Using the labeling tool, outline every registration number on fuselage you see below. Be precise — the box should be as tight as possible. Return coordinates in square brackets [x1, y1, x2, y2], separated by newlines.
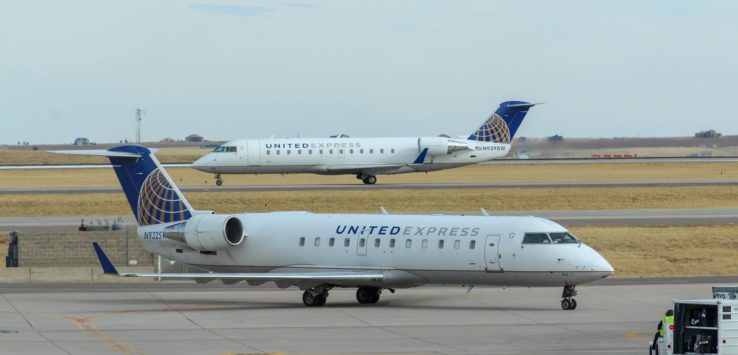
[142, 231, 164, 240]
[477, 145, 507, 151]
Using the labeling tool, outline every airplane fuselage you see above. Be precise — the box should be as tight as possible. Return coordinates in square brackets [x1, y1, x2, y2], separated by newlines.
[139, 212, 613, 289]
[193, 137, 510, 176]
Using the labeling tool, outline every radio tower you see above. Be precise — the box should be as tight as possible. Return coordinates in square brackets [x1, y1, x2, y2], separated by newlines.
[135, 108, 146, 144]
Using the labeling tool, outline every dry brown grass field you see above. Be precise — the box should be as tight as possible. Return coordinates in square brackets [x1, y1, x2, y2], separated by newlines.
[1, 162, 737, 189]
[571, 225, 738, 278]
[2, 186, 738, 216]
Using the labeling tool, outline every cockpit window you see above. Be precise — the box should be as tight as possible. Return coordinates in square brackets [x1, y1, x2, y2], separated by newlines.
[550, 232, 578, 244]
[213, 146, 237, 153]
[522, 233, 552, 244]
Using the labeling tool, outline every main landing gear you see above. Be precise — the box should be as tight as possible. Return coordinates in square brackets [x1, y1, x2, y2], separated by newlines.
[560, 285, 578, 310]
[356, 173, 377, 185]
[356, 287, 381, 304]
[301, 286, 387, 307]
[302, 285, 331, 307]
[214, 173, 223, 186]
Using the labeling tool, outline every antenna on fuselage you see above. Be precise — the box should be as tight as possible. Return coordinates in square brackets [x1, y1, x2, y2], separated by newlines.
[480, 208, 490, 216]
[379, 206, 389, 215]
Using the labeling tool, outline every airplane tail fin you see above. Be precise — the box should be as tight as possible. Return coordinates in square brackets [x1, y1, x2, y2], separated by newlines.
[468, 101, 536, 143]
[51, 145, 194, 226]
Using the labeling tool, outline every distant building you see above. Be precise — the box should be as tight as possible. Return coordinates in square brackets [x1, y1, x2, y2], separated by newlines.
[185, 134, 204, 143]
[547, 134, 564, 142]
[695, 130, 721, 139]
[160, 137, 175, 143]
[73, 137, 90, 145]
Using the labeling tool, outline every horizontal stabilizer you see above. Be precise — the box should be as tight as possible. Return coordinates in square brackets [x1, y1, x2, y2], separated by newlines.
[504, 102, 539, 108]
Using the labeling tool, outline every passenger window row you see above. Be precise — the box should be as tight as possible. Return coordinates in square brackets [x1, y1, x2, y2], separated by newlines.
[299, 237, 477, 250]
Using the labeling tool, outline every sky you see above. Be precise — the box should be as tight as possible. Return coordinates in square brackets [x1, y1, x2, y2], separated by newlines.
[1, 0, 737, 144]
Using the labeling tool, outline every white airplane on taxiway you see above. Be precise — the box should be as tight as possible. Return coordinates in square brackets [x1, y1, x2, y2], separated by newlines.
[55, 144, 613, 310]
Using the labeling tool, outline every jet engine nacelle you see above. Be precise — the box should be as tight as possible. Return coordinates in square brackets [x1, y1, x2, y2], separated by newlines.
[163, 214, 244, 251]
[418, 137, 449, 156]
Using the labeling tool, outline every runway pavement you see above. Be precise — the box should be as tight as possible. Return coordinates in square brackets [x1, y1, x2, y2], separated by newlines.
[1, 208, 736, 229]
[0, 281, 721, 354]
[0, 179, 736, 195]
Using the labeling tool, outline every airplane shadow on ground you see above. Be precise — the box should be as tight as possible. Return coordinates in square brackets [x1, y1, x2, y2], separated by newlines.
[72, 294, 556, 313]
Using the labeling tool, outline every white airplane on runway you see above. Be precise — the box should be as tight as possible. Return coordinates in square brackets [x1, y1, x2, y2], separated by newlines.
[56, 145, 613, 309]
[193, 101, 536, 185]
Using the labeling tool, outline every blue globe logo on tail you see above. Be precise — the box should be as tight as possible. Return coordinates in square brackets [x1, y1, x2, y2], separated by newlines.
[136, 168, 192, 226]
[468, 101, 536, 144]
[102, 145, 194, 226]
[468, 113, 511, 143]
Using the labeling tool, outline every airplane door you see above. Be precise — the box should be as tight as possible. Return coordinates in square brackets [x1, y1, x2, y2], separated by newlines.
[484, 234, 502, 272]
[338, 147, 346, 159]
[247, 140, 260, 166]
[356, 236, 367, 256]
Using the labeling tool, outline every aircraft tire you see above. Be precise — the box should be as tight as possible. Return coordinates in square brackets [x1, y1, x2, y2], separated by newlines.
[356, 287, 381, 304]
[570, 298, 577, 310]
[316, 294, 327, 306]
[561, 299, 573, 310]
[303, 290, 327, 307]
[216, 179, 223, 186]
[362, 176, 377, 185]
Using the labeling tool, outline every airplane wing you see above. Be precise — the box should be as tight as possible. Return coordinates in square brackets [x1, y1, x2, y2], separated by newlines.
[93, 243, 383, 283]
[311, 164, 412, 175]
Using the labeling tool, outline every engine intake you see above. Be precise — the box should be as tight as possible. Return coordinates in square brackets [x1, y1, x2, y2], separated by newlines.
[163, 214, 244, 250]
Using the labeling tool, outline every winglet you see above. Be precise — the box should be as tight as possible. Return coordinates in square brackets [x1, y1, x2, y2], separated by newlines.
[92, 242, 119, 275]
[413, 148, 429, 164]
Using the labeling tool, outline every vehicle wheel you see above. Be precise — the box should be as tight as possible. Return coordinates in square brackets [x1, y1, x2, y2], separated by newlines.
[570, 298, 577, 310]
[316, 294, 327, 306]
[561, 299, 572, 310]
[362, 176, 377, 185]
[356, 287, 380, 304]
[216, 179, 223, 186]
[303, 290, 316, 306]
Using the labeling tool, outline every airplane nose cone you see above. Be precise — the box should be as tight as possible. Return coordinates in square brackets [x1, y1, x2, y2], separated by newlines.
[590, 248, 614, 276]
[192, 155, 212, 172]
[580, 243, 614, 277]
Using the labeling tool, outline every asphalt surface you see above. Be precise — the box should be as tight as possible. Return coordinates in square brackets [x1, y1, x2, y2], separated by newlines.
[1, 179, 736, 195]
[0, 281, 723, 354]
[1, 208, 736, 229]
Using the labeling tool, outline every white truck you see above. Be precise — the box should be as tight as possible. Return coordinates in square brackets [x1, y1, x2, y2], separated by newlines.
[654, 298, 738, 355]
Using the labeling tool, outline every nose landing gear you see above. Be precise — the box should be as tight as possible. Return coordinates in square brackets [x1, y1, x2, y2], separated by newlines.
[214, 173, 223, 186]
[561, 285, 578, 310]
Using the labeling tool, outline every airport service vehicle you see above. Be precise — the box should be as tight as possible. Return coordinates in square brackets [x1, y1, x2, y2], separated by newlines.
[55, 145, 612, 308]
[654, 298, 738, 355]
[193, 101, 536, 185]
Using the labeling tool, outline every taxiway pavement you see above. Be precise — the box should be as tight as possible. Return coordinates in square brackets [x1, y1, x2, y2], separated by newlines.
[0, 281, 720, 354]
